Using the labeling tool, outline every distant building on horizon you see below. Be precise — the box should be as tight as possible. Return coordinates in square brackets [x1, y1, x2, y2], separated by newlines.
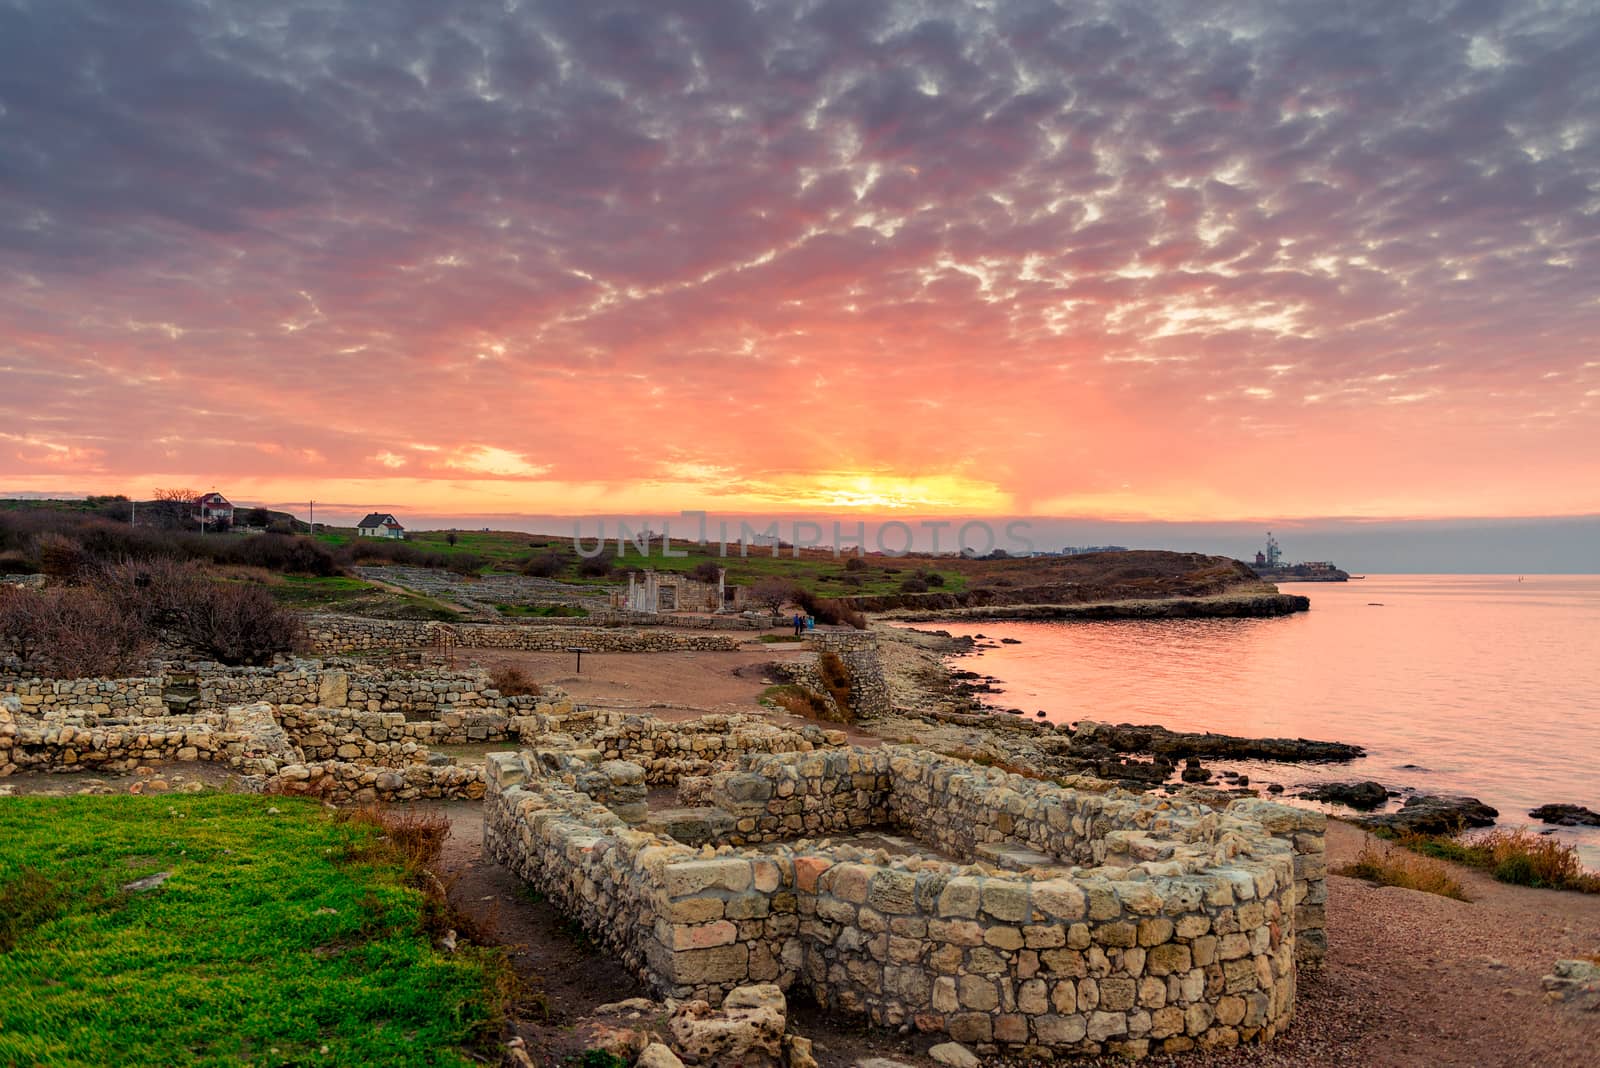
[191, 492, 233, 529]
[356, 512, 406, 539]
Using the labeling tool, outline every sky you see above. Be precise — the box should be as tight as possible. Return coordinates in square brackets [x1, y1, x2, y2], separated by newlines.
[2, 0, 1599, 533]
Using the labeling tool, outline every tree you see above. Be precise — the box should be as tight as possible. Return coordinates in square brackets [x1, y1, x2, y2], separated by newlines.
[244, 507, 272, 528]
[747, 577, 799, 618]
[445, 531, 459, 547]
[150, 487, 202, 530]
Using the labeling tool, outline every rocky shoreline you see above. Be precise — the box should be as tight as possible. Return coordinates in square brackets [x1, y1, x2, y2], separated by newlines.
[864, 625, 1363, 797]
[877, 591, 1310, 624]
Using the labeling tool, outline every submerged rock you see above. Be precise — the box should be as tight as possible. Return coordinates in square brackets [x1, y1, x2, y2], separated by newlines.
[1302, 781, 1390, 810]
[1358, 794, 1499, 835]
[1529, 803, 1600, 827]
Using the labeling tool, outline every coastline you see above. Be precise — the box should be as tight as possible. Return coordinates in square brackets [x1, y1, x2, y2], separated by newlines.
[874, 589, 1310, 623]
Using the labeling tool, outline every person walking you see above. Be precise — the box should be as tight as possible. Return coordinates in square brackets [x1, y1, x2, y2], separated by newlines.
[792, 612, 804, 637]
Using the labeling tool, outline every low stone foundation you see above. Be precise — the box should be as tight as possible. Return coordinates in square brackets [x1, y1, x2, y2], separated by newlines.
[484, 746, 1324, 1059]
[304, 615, 744, 654]
[261, 759, 486, 803]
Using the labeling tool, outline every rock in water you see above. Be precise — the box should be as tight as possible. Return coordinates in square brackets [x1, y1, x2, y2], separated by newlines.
[1358, 794, 1498, 835]
[1529, 803, 1600, 827]
[1302, 780, 1390, 810]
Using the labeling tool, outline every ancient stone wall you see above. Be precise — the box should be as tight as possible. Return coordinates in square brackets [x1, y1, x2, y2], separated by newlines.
[1, 700, 298, 776]
[583, 713, 847, 785]
[261, 759, 485, 803]
[483, 753, 674, 983]
[304, 615, 744, 654]
[193, 661, 547, 717]
[484, 745, 1322, 1059]
[777, 632, 893, 720]
[0, 676, 165, 716]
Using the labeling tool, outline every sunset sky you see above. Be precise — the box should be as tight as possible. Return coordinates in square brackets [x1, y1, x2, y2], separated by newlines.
[2, 0, 1598, 527]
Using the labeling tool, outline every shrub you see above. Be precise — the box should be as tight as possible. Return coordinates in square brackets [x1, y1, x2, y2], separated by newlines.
[1394, 828, 1600, 894]
[577, 554, 614, 578]
[843, 556, 867, 572]
[0, 550, 37, 574]
[899, 576, 930, 593]
[488, 664, 541, 697]
[925, 572, 946, 587]
[793, 588, 866, 630]
[765, 684, 837, 723]
[1334, 842, 1467, 900]
[519, 552, 564, 578]
[0, 586, 151, 677]
[35, 533, 86, 582]
[816, 650, 856, 722]
[176, 584, 304, 665]
[687, 560, 723, 584]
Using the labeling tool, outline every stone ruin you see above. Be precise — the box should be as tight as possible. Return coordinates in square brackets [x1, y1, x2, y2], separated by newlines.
[614, 568, 745, 614]
[484, 744, 1326, 1060]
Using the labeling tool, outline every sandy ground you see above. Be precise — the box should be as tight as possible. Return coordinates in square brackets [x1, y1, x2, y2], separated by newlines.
[459, 642, 885, 745]
[461, 642, 809, 718]
[425, 802, 1599, 1068]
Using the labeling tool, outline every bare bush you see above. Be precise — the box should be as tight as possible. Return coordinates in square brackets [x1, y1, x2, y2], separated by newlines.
[488, 664, 541, 697]
[171, 583, 303, 665]
[687, 560, 723, 584]
[519, 552, 563, 578]
[747, 577, 799, 617]
[35, 533, 86, 583]
[0, 586, 150, 677]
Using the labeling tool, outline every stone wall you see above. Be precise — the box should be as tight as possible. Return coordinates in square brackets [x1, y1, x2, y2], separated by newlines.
[261, 759, 486, 803]
[484, 745, 1322, 1059]
[305, 615, 744, 654]
[582, 713, 847, 785]
[1, 700, 298, 777]
[776, 632, 893, 720]
[194, 661, 547, 717]
[0, 676, 165, 716]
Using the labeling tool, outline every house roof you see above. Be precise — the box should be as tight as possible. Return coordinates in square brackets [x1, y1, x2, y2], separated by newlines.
[357, 512, 403, 529]
[192, 492, 231, 506]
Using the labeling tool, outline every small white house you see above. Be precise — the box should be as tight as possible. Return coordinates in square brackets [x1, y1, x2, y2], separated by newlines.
[356, 512, 405, 539]
[191, 492, 233, 529]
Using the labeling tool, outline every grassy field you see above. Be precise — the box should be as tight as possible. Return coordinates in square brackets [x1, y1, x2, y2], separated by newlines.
[0, 794, 506, 1067]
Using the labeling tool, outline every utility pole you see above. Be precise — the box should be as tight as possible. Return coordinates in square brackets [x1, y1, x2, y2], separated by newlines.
[309, 500, 315, 536]
[131, 499, 136, 526]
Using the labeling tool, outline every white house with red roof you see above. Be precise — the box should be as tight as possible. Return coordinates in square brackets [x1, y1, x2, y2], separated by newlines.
[191, 492, 233, 528]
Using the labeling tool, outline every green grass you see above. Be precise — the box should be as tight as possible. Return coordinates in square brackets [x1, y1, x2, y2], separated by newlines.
[493, 603, 588, 618]
[0, 794, 507, 1067]
[310, 528, 971, 599]
[267, 573, 376, 607]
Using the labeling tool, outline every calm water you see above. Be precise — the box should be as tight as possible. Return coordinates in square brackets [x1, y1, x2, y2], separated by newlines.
[920, 575, 1600, 866]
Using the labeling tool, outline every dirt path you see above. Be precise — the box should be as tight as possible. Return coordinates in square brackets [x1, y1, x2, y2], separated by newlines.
[431, 805, 1599, 1068]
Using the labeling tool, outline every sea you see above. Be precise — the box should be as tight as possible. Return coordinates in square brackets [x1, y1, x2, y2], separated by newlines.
[917, 574, 1600, 867]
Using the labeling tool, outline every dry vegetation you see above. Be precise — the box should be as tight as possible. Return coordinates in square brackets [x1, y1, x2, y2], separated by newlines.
[487, 664, 542, 698]
[1335, 841, 1469, 900]
[1398, 828, 1600, 893]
